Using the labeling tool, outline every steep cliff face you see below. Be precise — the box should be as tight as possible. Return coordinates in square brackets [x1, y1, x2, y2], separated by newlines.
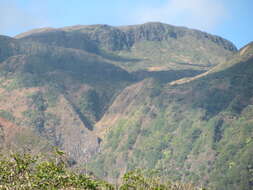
[119, 22, 237, 51]
[0, 35, 22, 62]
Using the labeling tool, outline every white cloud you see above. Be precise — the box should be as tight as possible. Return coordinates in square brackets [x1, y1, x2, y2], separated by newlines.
[133, 0, 227, 31]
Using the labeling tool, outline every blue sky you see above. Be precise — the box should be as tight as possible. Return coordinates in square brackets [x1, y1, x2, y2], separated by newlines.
[0, 0, 252, 48]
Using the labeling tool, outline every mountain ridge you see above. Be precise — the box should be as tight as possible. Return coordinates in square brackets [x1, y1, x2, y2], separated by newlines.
[15, 22, 237, 52]
[13, 22, 237, 73]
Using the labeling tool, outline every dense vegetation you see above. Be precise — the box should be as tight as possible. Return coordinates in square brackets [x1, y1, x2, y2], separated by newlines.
[89, 44, 253, 190]
[0, 152, 112, 190]
[0, 151, 202, 190]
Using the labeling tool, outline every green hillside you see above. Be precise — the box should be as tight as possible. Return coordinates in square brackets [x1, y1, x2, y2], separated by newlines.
[90, 42, 253, 190]
[0, 35, 138, 163]
[0, 23, 251, 190]
[0, 27, 204, 163]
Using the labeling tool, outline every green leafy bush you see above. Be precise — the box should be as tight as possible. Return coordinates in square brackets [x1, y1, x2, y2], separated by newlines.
[0, 152, 113, 190]
[0, 152, 201, 190]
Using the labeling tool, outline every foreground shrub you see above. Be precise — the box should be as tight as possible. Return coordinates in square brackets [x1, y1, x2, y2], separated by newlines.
[0, 152, 203, 190]
[0, 152, 113, 190]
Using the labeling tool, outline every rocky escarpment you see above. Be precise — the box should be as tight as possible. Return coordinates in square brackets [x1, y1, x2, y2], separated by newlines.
[17, 22, 237, 52]
[119, 22, 237, 51]
[15, 22, 237, 72]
